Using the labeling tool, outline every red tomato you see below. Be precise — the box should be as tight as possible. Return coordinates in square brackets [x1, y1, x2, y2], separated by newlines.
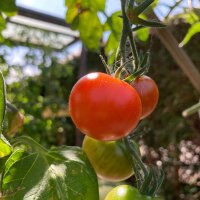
[69, 72, 142, 141]
[131, 75, 159, 119]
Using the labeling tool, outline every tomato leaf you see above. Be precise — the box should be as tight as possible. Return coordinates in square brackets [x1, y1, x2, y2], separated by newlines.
[179, 22, 200, 47]
[0, 134, 12, 158]
[1, 136, 99, 200]
[0, 0, 17, 13]
[0, 71, 6, 134]
[66, 0, 105, 51]
[105, 11, 122, 64]
[76, 11, 103, 51]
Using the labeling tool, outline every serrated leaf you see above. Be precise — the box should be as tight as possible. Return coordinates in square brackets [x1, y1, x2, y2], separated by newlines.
[0, 71, 6, 134]
[179, 22, 200, 47]
[1, 137, 99, 200]
[78, 11, 103, 51]
[0, 0, 17, 13]
[0, 134, 12, 158]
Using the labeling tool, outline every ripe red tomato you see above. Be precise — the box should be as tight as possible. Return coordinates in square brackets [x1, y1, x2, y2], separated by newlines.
[82, 136, 134, 182]
[69, 72, 142, 141]
[131, 75, 159, 119]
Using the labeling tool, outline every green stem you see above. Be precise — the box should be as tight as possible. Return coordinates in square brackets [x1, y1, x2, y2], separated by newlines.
[129, 0, 135, 7]
[120, 0, 139, 67]
[182, 101, 200, 117]
[123, 137, 148, 188]
[120, 0, 128, 62]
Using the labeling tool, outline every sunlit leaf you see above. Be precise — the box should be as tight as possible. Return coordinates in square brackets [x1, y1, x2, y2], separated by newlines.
[66, 6, 78, 24]
[0, 134, 12, 158]
[77, 11, 103, 51]
[136, 27, 149, 41]
[105, 11, 122, 64]
[179, 22, 200, 47]
[1, 136, 99, 200]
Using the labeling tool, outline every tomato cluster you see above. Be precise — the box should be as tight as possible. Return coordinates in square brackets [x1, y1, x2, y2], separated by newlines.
[69, 72, 158, 141]
[69, 72, 158, 182]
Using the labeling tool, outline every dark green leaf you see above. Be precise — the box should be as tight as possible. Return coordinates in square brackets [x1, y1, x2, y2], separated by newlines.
[0, 14, 6, 31]
[0, 71, 6, 134]
[137, 18, 166, 28]
[133, 0, 154, 16]
[1, 137, 99, 200]
[0, 0, 17, 13]
[0, 155, 9, 173]
[0, 134, 12, 158]
[0, 33, 4, 42]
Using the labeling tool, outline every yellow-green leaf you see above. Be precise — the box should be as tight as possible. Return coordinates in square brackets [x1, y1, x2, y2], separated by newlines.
[179, 22, 200, 47]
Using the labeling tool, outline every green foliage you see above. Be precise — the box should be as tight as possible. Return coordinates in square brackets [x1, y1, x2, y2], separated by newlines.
[0, 134, 12, 158]
[105, 11, 122, 64]
[66, 0, 105, 50]
[168, 9, 200, 46]
[136, 27, 149, 41]
[0, 0, 17, 13]
[1, 136, 99, 200]
[0, 0, 17, 41]
[180, 22, 200, 47]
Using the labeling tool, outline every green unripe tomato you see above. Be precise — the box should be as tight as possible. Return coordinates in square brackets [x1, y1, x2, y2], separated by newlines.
[82, 136, 134, 182]
[105, 185, 164, 200]
[104, 185, 142, 200]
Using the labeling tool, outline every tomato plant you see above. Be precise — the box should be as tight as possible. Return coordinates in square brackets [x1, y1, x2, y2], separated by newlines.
[82, 136, 134, 182]
[131, 75, 159, 119]
[105, 185, 163, 200]
[69, 72, 142, 141]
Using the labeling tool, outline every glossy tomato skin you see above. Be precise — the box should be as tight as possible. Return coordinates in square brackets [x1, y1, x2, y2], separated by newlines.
[105, 185, 142, 200]
[69, 72, 142, 141]
[82, 136, 134, 182]
[105, 185, 164, 200]
[131, 75, 159, 119]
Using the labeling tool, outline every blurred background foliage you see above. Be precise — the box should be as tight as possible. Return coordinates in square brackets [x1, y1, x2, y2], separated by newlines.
[0, 0, 200, 199]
